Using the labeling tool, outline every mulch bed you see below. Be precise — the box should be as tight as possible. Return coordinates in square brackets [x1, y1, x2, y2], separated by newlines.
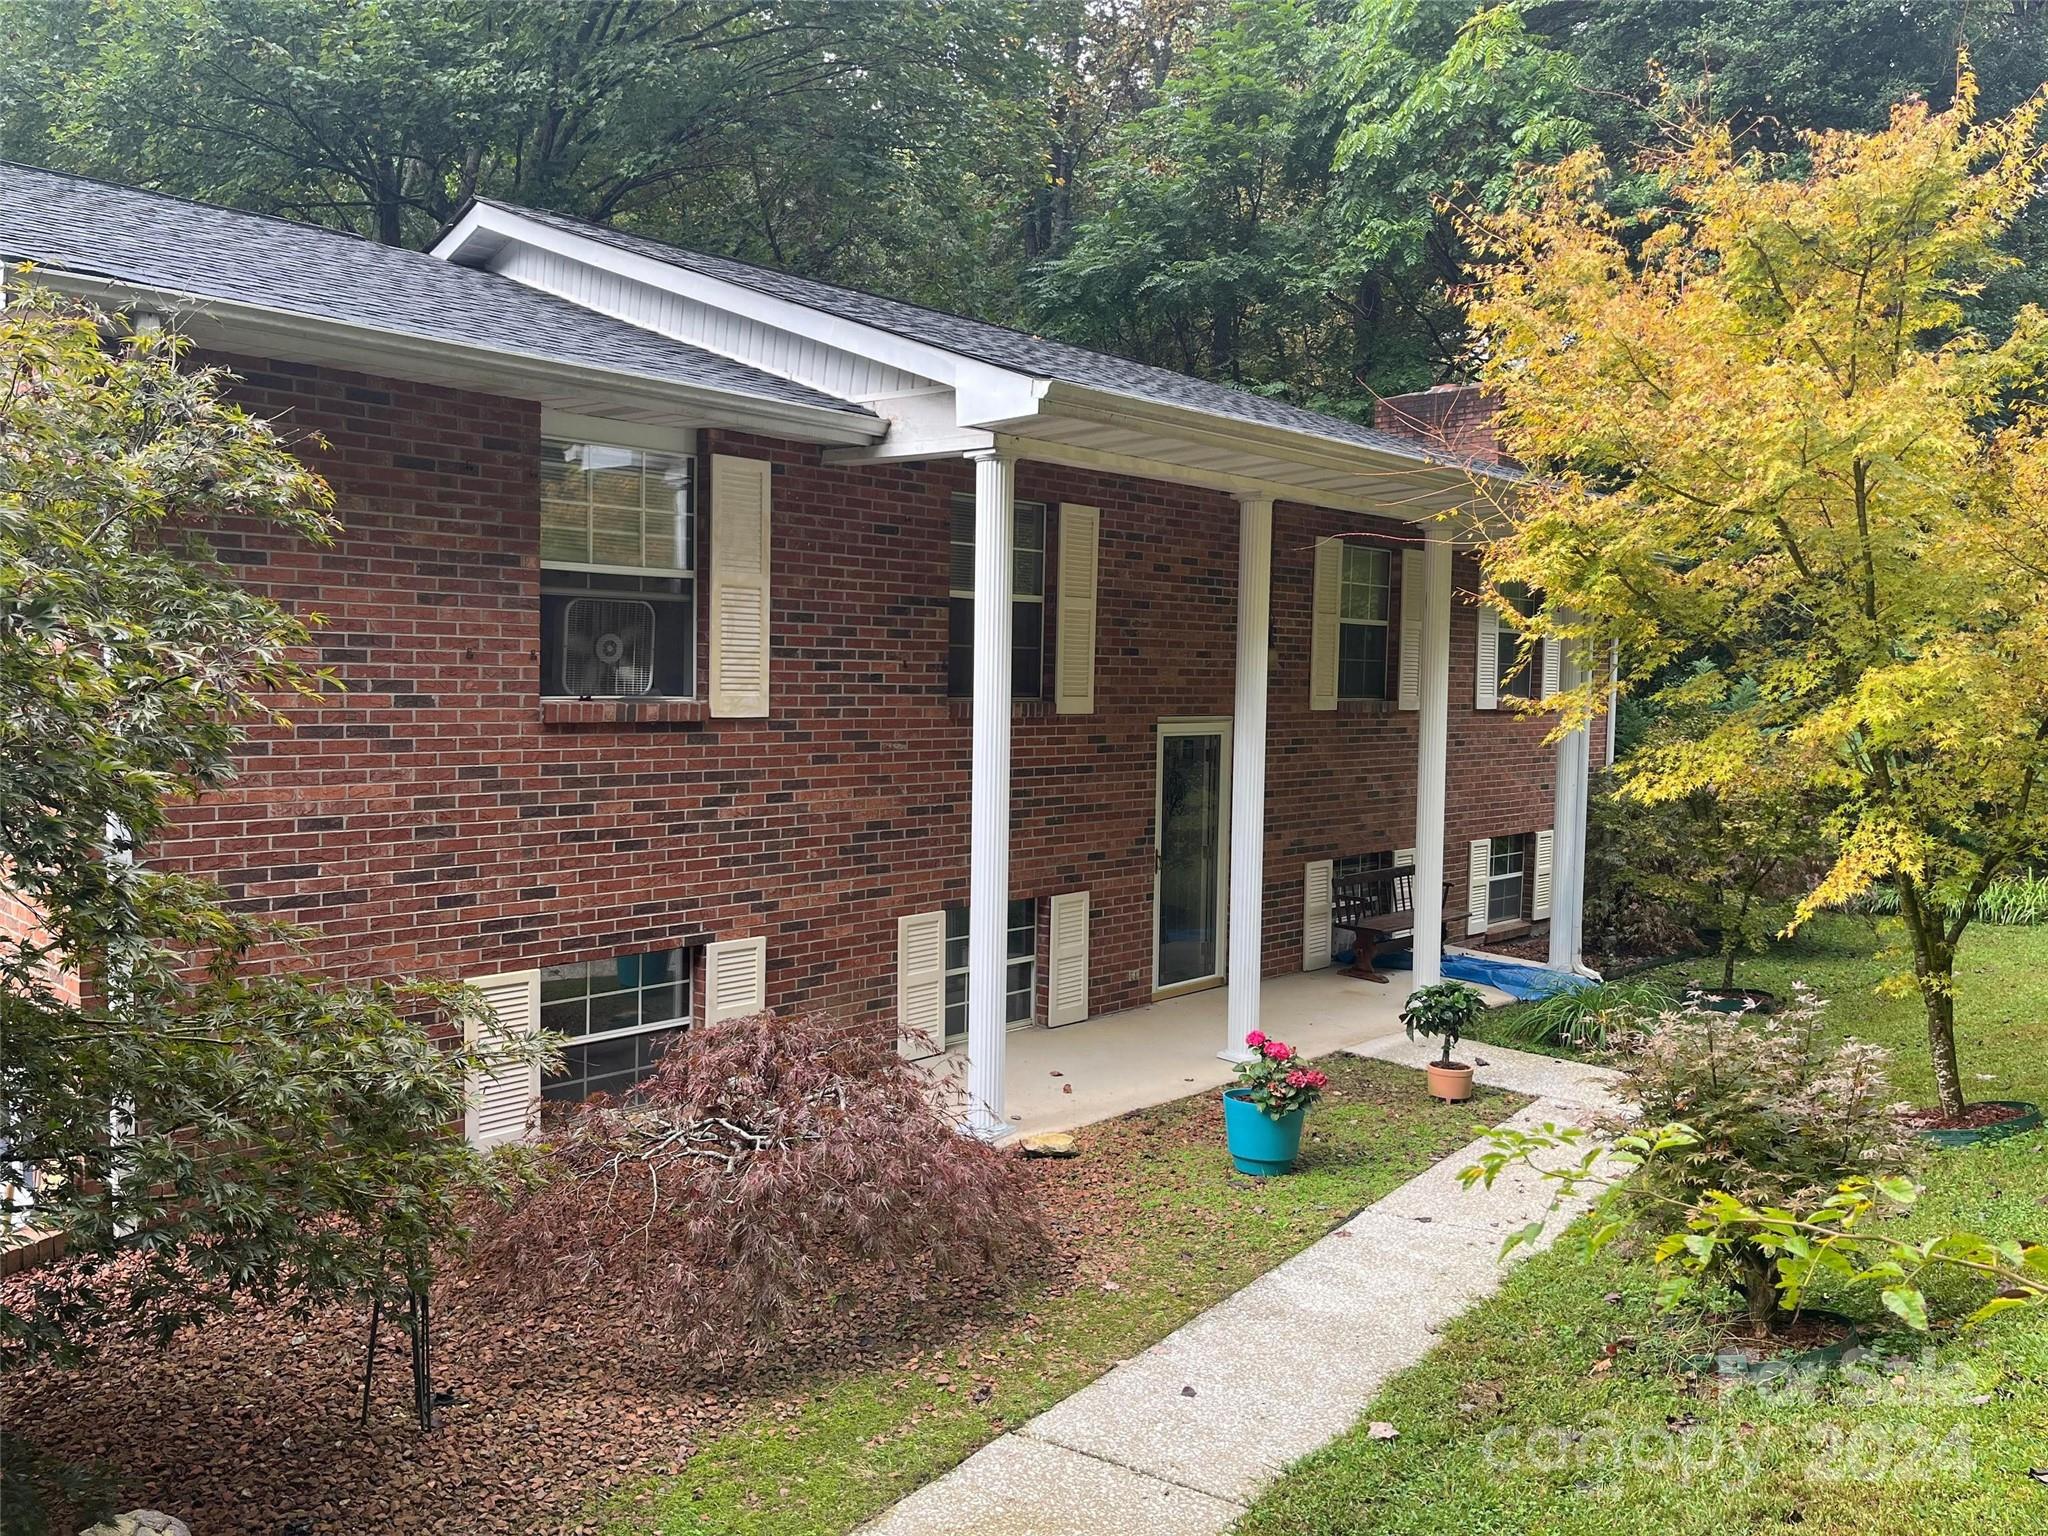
[1897, 1100, 2032, 1132]
[0, 1112, 1179, 1536]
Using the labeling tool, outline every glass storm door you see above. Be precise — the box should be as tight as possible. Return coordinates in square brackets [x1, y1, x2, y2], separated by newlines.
[1154, 720, 1231, 992]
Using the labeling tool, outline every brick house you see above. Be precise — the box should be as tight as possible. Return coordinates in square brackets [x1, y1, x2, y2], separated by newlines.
[2, 164, 1603, 1144]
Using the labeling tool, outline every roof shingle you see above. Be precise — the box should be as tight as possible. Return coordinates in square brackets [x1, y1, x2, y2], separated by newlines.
[475, 198, 1481, 468]
[0, 163, 873, 418]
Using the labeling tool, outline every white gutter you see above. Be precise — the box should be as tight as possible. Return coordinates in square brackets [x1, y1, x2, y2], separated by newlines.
[1027, 382, 1518, 492]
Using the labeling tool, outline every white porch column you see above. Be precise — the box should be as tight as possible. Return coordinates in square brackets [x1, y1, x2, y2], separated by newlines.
[1222, 495, 1274, 1063]
[1549, 641, 1591, 973]
[965, 449, 1015, 1139]
[1410, 527, 1454, 987]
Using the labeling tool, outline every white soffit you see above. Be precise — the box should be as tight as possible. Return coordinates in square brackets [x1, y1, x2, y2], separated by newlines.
[434, 203, 1501, 517]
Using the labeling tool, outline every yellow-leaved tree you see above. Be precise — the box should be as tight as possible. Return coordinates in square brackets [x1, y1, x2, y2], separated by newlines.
[1468, 69, 2048, 1121]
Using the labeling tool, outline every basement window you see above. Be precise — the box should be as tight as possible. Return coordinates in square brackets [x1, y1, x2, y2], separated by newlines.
[1487, 836, 1528, 926]
[941, 900, 1036, 1045]
[539, 946, 692, 1102]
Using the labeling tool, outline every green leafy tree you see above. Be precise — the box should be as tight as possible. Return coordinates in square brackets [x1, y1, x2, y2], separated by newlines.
[1031, 0, 1588, 406]
[1612, 668, 1825, 991]
[0, 0, 1044, 311]
[0, 286, 544, 1361]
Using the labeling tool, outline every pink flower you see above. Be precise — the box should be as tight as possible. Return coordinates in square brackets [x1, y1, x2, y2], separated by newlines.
[1262, 1040, 1293, 1062]
[1286, 1069, 1310, 1088]
[1245, 1029, 1267, 1049]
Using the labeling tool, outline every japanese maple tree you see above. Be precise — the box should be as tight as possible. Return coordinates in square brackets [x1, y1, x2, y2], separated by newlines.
[1468, 69, 2048, 1119]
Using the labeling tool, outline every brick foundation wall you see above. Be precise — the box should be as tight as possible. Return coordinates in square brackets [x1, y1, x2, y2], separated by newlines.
[152, 356, 1565, 1039]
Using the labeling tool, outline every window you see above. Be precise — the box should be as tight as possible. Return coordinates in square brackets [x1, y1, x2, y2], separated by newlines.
[941, 899, 1036, 1045]
[1337, 544, 1392, 699]
[1487, 835, 1527, 926]
[1496, 582, 1542, 701]
[1334, 849, 1395, 917]
[540, 440, 695, 699]
[539, 946, 691, 1102]
[948, 494, 1046, 698]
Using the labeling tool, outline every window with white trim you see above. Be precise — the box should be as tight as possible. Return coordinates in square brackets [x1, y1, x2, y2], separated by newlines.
[941, 900, 1036, 1045]
[1496, 582, 1541, 701]
[1337, 544, 1392, 699]
[539, 440, 695, 699]
[1488, 835, 1528, 925]
[539, 946, 692, 1102]
[948, 494, 1046, 698]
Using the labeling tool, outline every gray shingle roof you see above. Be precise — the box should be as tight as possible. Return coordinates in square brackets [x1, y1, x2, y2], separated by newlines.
[475, 198, 1480, 469]
[0, 163, 873, 419]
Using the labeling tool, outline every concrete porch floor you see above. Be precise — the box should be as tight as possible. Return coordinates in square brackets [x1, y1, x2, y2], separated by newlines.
[998, 965, 1516, 1138]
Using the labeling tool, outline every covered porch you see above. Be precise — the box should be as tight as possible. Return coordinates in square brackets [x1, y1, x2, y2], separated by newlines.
[945, 435, 1591, 1139]
[997, 965, 1517, 1139]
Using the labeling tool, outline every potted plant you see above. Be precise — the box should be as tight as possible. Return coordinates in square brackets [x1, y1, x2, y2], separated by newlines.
[1401, 981, 1487, 1101]
[1221, 1032, 1330, 1176]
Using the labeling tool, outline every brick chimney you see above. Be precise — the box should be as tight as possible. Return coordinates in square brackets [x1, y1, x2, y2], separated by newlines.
[1373, 383, 1512, 468]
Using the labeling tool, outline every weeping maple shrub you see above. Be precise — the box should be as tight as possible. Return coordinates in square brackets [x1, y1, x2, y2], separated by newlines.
[463, 1010, 1048, 1349]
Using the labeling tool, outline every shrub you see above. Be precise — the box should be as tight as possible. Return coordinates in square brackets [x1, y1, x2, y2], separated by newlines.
[464, 1010, 1048, 1351]
[1492, 974, 1675, 1052]
[1400, 981, 1488, 1066]
[1599, 984, 1914, 1332]
[1853, 872, 2048, 925]
[1230, 1032, 1329, 1119]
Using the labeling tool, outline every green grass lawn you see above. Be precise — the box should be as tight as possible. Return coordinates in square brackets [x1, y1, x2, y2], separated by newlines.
[608, 1057, 1528, 1535]
[1236, 914, 2048, 1536]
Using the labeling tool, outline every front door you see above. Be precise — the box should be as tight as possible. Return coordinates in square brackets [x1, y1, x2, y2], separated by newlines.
[1154, 719, 1231, 994]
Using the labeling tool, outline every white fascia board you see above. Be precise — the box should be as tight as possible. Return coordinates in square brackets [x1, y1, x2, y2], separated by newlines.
[432, 204, 1047, 426]
[24, 266, 886, 446]
[1033, 381, 1515, 495]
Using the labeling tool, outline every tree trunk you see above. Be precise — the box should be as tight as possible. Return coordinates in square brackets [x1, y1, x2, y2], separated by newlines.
[1734, 1245, 1783, 1333]
[1895, 878, 1968, 1119]
[1921, 979, 1966, 1121]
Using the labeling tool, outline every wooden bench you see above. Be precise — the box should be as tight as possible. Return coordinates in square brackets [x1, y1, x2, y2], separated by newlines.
[1332, 864, 1467, 983]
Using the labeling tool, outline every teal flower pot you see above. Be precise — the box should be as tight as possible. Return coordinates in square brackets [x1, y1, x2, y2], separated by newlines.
[1223, 1087, 1306, 1176]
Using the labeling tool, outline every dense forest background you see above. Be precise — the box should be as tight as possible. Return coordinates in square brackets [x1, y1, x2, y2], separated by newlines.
[4, 0, 2044, 416]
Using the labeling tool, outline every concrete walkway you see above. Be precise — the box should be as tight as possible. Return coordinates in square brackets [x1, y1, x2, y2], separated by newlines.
[860, 1043, 1623, 1536]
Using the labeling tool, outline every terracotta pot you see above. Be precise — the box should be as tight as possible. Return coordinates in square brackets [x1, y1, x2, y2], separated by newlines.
[1426, 1061, 1474, 1102]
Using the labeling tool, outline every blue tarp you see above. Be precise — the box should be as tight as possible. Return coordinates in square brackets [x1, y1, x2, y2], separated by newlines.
[1335, 945, 1591, 1001]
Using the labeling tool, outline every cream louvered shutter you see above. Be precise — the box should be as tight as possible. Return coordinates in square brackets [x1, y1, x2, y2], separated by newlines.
[1395, 846, 1417, 868]
[1302, 859, 1334, 971]
[709, 454, 772, 717]
[704, 936, 768, 1022]
[1475, 606, 1500, 710]
[1540, 638, 1561, 699]
[896, 911, 947, 1059]
[1532, 829, 1555, 920]
[1047, 890, 1090, 1026]
[1397, 550, 1422, 710]
[1054, 504, 1099, 714]
[465, 969, 540, 1150]
[1467, 839, 1491, 936]
[1309, 537, 1342, 711]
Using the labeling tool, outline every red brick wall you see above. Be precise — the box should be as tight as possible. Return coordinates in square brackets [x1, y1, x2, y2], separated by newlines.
[1375, 384, 1512, 469]
[153, 357, 1562, 1036]
[1, 880, 80, 1008]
